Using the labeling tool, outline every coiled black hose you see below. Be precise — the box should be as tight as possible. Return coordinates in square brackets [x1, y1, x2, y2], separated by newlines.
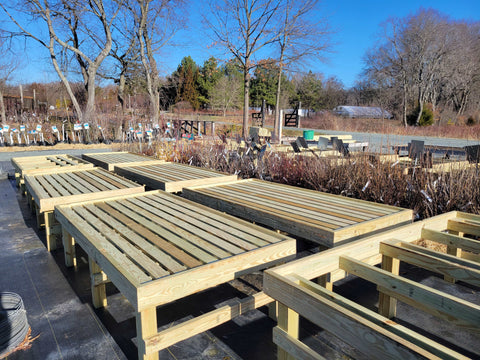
[0, 292, 30, 357]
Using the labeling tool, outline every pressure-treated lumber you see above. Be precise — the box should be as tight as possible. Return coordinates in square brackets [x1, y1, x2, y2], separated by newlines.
[114, 162, 238, 192]
[264, 211, 480, 360]
[54, 190, 296, 360]
[11, 154, 94, 192]
[82, 151, 164, 171]
[25, 167, 144, 250]
[183, 179, 413, 247]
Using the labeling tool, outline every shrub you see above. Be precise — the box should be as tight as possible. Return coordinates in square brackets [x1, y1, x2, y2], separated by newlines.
[418, 106, 434, 126]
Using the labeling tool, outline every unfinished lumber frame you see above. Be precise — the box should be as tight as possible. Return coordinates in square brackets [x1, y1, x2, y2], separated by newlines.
[183, 179, 413, 247]
[264, 211, 480, 360]
[113, 162, 238, 192]
[82, 151, 165, 171]
[11, 154, 94, 193]
[25, 167, 144, 250]
[54, 190, 296, 360]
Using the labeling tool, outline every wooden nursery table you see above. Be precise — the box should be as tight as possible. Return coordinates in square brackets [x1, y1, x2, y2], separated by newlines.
[54, 190, 296, 360]
[12, 154, 94, 193]
[24, 167, 144, 251]
[82, 151, 164, 171]
[183, 179, 413, 248]
[114, 162, 238, 192]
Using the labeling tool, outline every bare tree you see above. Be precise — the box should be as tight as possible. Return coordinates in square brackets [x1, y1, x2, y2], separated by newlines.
[1, 0, 120, 123]
[363, 8, 480, 126]
[210, 74, 242, 116]
[131, 0, 185, 123]
[0, 40, 18, 124]
[205, 0, 282, 139]
[273, 0, 331, 141]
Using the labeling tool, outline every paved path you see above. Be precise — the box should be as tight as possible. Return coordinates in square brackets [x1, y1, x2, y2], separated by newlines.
[298, 128, 480, 153]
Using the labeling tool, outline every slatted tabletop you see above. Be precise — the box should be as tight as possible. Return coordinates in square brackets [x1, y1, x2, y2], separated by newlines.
[25, 167, 144, 212]
[114, 162, 238, 192]
[12, 154, 94, 185]
[55, 190, 296, 358]
[82, 151, 164, 171]
[183, 179, 413, 247]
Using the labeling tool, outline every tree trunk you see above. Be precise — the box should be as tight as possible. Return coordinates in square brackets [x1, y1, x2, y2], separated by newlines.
[402, 80, 407, 127]
[118, 72, 126, 112]
[415, 90, 424, 126]
[243, 69, 250, 139]
[0, 88, 6, 124]
[84, 70, 97, 124]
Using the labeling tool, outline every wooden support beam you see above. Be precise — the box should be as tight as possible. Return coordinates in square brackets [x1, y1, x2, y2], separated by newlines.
[378, 254, 399, 319]
[264, 271, 442, 360]
[62, 228, 76, 267]
[290, 274, 465, 360]
[421, 228, 480, 254]
[339, 256, 480, 331]
[137, 307, 158, 360]
[277, 302, 299, 360]
[144, 292, 272, 354]
[273, 327, 326, 360]
[448, 219, 480, 237]
[380, 240, 480, 287]
[89, 258, 107, 308]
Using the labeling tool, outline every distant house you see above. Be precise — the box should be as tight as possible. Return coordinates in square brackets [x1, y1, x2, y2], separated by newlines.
[333, 106, 392, 119]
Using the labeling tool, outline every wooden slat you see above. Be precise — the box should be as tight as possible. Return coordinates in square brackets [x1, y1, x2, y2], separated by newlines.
[145, 292, 272, 354]
[381, 240, 480, 287]
[88, 204, 187, 273]
[77, 206, 169, 278]
[138, 195, 265, 251]
[421, 228, 480, 254]
[339, 256, 480, 330]
[96, 202, 199, 270]
[263, 271, 435, 360]
[131, 196, 242, 256]
[291, 274, 465, 360]
[272, 327, 327, 360]
[148, 193, 283, 244]
[448, 219, 480, 237]
[55, 206, 147, 305]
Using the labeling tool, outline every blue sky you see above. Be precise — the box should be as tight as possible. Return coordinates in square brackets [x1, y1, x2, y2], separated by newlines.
[6, 0, 480, 88]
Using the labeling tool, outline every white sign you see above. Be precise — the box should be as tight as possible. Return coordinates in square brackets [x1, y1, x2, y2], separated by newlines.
[20, 125, 26, 132]
[3, 125, 10, 131]
[83, 123, 89, 129]
[129, 127, 134, 132]
[97, 125, 102, 130]
[52, 126, 58, 132]
[74, 124, 82, 131]
[138, 123, 142, 128]
[36, 124, 42, 132]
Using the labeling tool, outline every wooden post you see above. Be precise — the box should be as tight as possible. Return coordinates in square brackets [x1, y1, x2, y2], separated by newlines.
[445, 230, 463, 283]
[378, 254, 400, 318]
[62, 228, 76, 267]
[44, 211, 57, 251]
[268, 301, 278, 321]
[211, 121, 215, 137]
[277, 302, 299, 360]
[317, 273, 333, 291]
[89, 258, 107, 308]
[136, 307, 158, 360]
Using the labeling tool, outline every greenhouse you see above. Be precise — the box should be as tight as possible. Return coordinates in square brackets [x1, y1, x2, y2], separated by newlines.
[333, 105, 393, 119]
